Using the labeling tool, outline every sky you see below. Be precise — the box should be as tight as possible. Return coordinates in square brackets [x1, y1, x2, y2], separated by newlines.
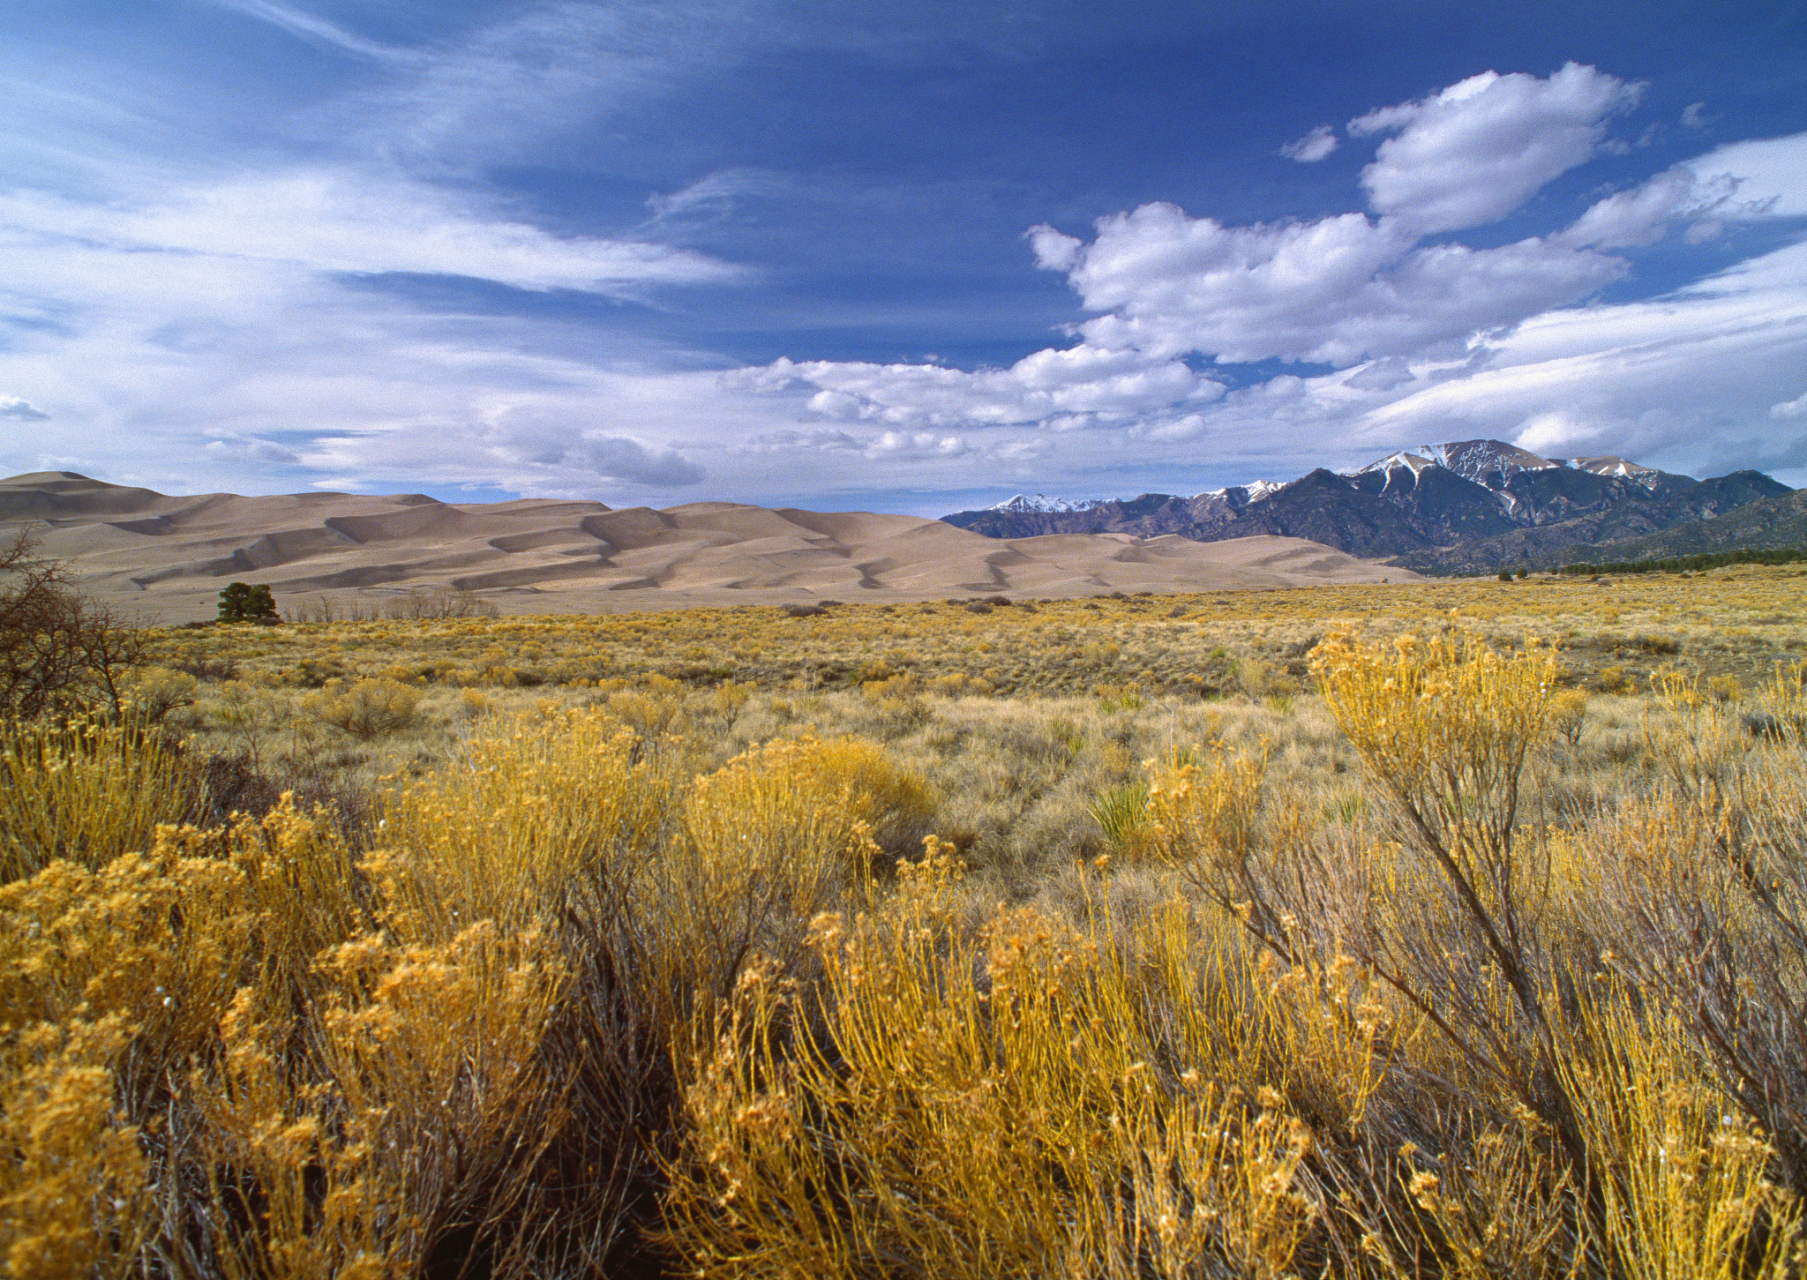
[2, 0, 1805, 515]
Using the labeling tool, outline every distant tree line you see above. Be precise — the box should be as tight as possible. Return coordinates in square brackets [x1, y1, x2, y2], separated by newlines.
[1557, 546, 1807, 577]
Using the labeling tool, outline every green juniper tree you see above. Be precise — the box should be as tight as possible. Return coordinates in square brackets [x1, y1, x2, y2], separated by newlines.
[218, 581, 279, 624]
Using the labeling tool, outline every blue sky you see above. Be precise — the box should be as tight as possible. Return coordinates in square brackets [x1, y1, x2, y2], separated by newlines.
[2, 0, 1805, 514]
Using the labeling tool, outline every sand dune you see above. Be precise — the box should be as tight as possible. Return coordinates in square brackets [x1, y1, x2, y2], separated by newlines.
[0, 472, 1412, 621]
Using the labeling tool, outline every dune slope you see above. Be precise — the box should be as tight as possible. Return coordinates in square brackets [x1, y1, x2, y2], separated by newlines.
[0, 472, 1410, 619]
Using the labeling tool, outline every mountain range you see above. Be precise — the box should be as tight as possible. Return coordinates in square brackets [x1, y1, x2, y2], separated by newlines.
[942, 441, 1797, 573]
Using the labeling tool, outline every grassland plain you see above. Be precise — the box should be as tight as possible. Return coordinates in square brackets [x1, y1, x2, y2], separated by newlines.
[4, 565, 1807, 1277]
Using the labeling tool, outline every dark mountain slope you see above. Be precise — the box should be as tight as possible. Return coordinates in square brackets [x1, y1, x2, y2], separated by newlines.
[941, 442, 1795, 571]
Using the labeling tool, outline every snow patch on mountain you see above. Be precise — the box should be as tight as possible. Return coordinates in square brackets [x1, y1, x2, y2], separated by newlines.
[1194, 479, 1282, 505]
[1353, 439, 1559, 487]
[987, 493, 1106, 514]
[1561, 456, 1658, 483]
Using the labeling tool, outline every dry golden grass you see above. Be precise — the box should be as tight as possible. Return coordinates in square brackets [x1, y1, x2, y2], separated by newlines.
[3, 566, 1806, 1277]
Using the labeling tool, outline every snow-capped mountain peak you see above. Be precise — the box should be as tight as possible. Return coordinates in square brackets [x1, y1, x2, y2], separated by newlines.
[1359, 449, 1440, 477]
[1193, 479, 1282, 504]
[1354, 439, 1559, 487]
[986, 493, 1104, 514]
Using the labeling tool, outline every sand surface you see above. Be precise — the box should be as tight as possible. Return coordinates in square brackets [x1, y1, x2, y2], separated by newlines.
[1, 472, 1414, 622]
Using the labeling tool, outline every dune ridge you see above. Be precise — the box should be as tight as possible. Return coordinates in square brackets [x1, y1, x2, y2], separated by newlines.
[0, 472, 1411, 620]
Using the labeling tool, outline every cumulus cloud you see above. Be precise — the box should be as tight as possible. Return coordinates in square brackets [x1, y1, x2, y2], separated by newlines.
[1027, 224, 1083, 271]
[867, 430, 968, 459]
[1059, 202, 1623, 365]
[1280, 124, 1338, 162]
[727, 344, 1223, 430]
[714, 106, 1802, 486]
[0, 396, 49, 421]
[555, 435, 704, 486]
[1773, 391, 1807, 421]
[1558, 166, 1740, 249]
[726, 117, 1807, 493]
[1349, 63, 1641, 234]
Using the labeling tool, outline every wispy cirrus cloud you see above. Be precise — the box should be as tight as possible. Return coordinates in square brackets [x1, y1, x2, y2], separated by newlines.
[202, 0, 421, 63]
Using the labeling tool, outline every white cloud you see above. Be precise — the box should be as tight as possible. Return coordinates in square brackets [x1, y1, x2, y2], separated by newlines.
[702, 104, 1804, 496]
[1512, 410, 1593, 455]
[1279, 125, 1338, 163]
[205, 437, 301, 465]
[647, 168, 789, 222]
[1059, 202, 1623, 365]
[1558, 167, 1733, 249]
[867, 430, 969, 459]
[1349, 238, 1807, 475]
[1342, 357, 1415, 391]
[0, 169, 755, 499]
[6, 27, 1806, 513]
[0, 396, 49, 421]
[0, 171, 738, 296]
[727, 344, 1222, 430]
[1349, 63, 1641, 234]
[330, 2, 755, 173]
[1026, 224, 1083, 271]
[1773, 391, 1807, 421]
[1557, 138, 1807, 251]
[742, 426, 862, 453]
[995, 438, 1053, 462]
[1684, 134, 1807, 218]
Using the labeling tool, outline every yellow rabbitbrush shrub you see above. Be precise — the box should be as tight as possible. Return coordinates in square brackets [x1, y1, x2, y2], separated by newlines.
[1145, 742, 1268, 871]
[0, 799, 367, 1123]
[0, 798, 372, 1277]
[0, 1017, 149, 1280]
[1552, 989, 1801, 1280]
[642, 735, 925, 1037]
[0, 795, 572, 1279]
[195, 922, 570, 1280]
[767, 732, 937, 861]
[378, 704, 681, 936]
[661, 848, 1399, 1280]
[1312, 626, 1556, 872]
[303, 677, 421, 741]
[368, 712, 929, 1272]
[0, 713, 201, 881]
